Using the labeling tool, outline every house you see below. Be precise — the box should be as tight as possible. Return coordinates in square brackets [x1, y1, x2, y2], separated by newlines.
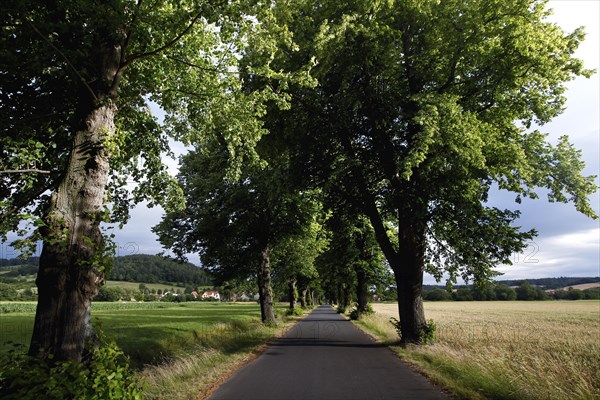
[201, 290, 220, 301]
[235, 294, 251, 301]
[191, 291, 199, 300]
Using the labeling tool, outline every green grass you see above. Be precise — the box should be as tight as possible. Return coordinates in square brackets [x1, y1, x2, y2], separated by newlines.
[0, 301, 304, 399]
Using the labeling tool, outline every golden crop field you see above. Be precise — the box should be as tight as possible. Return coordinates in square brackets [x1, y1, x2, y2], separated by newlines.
[364, 301, 600, 400]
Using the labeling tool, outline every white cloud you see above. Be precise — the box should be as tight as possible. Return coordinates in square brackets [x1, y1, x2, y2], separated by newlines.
[495, 228, 600, 279]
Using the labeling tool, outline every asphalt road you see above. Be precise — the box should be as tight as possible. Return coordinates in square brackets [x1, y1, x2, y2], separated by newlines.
[209, 305, 450, 400]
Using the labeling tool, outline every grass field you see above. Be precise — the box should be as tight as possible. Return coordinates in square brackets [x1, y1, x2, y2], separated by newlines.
[0, 301, 298, 399]
[356, 301, 600, 400]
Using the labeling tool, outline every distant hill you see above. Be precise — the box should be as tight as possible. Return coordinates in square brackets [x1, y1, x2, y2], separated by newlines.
[549, 282, 600, 292]
[423, 276, 600, 291]
[0, 255, 213, 287]
[110, 254, 213, 287]
[497, 277, 600, 290]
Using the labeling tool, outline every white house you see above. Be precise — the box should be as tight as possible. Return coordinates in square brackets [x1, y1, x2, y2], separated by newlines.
[202, 290, 220, 301]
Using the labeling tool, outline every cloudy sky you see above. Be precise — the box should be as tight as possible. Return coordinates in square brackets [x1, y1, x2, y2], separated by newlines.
[3, 1, 598, 283]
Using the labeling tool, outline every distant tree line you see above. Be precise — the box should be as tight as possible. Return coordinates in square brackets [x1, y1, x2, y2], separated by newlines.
[0, 282, 37, 301]
[495, 277, 600, 290]
[109, 255, 213, 287]
[422, 281, 600, 301]
[93, 284, 213, 303]
[0, 257, 40, 267]
[0, 255, 213, 288]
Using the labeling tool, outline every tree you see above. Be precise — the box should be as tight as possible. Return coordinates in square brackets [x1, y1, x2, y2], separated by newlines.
[424, 289, 452, 302]
[267, 0, 597, 343]
[516, 281, 546, 300]
[154, 133, 323, 324]
[494, 284, 517, 301]
[315, 212, 385, 314]
[1, 0, 296, 361]
[565, 287, 585, 300]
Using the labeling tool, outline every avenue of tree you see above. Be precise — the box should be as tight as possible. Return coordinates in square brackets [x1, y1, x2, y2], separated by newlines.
[1, 0, 597, 364]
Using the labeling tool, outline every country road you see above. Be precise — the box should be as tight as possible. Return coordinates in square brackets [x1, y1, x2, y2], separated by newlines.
[209, 305, 449, 400]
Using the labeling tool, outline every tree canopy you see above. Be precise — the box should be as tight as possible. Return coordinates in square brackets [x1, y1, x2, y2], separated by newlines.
[1, 0, 597, 359]
[1, 0, 305, 361]
[260, 0, 597, 342]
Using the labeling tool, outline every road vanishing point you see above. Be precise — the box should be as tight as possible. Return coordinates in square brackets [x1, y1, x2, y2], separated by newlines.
[209, 305, 450, 400]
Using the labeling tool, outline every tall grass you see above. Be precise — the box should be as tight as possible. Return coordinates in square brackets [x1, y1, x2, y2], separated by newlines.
[357, 301, 600, 400]
[141, 319, 292, 400]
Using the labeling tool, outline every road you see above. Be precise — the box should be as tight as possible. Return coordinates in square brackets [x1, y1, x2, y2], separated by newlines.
[209, 305, 449, 400]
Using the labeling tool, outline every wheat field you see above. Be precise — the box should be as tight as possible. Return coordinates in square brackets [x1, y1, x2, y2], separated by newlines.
[361, 301, 600, 400]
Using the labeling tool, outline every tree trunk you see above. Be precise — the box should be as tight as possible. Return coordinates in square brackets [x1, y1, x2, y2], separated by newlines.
[343, 286, 351, 311]
[288, 276, 296, 310]
[258, 244, 276, 325]
[299, 286, 308, 309]
[336, 286, 345, 312]
[29, 102, 117, 361]
[356, 268, 369, 313]
[363, 194, 428, 345]
[393, 222, 427, 345]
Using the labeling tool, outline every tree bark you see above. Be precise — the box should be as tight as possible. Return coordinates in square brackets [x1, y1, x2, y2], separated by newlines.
[29, 101, 116, 361]
[394, 222, 427, 345]
[299, 286, 308, 309]
[288, 276, 296, 309]
[258, 244, 276, 324]
[363, 195, 427, 345]
[343, 286, 351, 311]
[356, 268, 369, 313]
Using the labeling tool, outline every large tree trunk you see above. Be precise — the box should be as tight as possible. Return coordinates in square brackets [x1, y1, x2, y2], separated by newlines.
[29, 101, 116, 361]
[288, 276, 296, 310]
[258, 244, 276, 324]
[363, 196, 427, 345]
[28, 38, 123, 361]
[393, 222, 427, 345]
[356, 268, 369, 313]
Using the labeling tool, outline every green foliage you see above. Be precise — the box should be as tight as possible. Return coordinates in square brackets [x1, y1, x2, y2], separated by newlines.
[285, 306, 304, 317]
[0, 335, 143, 400]
[0, 0, 305, 244]
[515, 281, 547, 301]
[349, 304, 373, 320]
[390, 317, 436, 345]
[583, 288, 600, 300]
[266, 0, 597, 294]
[109, 255, 212, 287]
[424, 289, 453, 302]
[315, 213, 387, 310]
[419, 320, 437, 345]
[553, 287, 586, 300]
[494, 284, 517, 301]
[0, 284, 18, 301]
[94, 286, 135, 302]
[452, 288, 474, 302]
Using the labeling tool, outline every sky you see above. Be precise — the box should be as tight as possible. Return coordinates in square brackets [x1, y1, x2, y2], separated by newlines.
[2, 1, 599, 283]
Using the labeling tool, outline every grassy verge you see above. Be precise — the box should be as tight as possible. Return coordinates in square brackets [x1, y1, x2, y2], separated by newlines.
[353, 301, 600, 400]
[0, 301, 308, 399]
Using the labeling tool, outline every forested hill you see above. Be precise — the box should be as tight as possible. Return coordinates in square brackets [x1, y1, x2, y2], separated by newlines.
[0, 255, 213, 287]
[422, 276, 600, 291]
[497, 277, 600, 290]
[110, 255, 213, 286]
